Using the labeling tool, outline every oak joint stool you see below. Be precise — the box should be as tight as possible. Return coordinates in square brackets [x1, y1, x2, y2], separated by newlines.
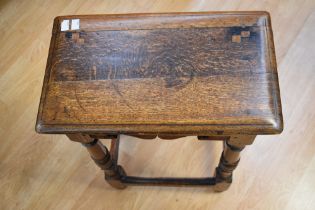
[36, 12, 283, 192]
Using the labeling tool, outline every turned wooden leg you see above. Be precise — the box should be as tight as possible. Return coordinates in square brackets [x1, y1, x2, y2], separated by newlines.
[214, 135, 256, 192]
[66, 134, 126, 189]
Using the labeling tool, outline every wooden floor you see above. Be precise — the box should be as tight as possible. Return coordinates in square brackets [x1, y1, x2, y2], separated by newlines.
[1, 1, 315, 209]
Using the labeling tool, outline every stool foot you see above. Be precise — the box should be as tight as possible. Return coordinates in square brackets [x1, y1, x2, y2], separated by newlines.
[214, 167, 232, 192]
[105, 165, 127, 189]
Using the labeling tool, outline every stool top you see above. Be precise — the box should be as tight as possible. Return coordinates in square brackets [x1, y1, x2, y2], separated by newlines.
[36, 12, 283, 135]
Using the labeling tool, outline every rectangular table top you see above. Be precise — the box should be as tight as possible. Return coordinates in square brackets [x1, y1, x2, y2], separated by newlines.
[36, 12, 283, 135]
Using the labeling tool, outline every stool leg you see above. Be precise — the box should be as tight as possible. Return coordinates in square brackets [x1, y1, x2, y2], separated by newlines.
[66, 134, 126, 189]
[214, 135, 256, 192]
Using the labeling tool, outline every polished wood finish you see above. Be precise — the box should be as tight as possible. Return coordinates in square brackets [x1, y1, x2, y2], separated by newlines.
[2, 0, 315, 209]
[36, 12, 283, 136]
[34, 12, 282, 190]
[35, 12, 282, 190]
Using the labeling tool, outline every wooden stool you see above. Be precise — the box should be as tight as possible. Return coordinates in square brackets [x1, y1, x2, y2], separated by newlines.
[36, 12, 283, 192]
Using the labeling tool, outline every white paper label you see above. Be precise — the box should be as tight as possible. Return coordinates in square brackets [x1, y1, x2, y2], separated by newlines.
[61, 19, 70, 31]
[71, 19, 80, 30]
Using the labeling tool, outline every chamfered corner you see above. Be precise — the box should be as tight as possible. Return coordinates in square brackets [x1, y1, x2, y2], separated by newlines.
[35, 121, 45, 134]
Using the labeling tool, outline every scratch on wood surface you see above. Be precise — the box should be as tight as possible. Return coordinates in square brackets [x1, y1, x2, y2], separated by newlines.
[111, 81, 134, 110]
[74, 87, 87, 112]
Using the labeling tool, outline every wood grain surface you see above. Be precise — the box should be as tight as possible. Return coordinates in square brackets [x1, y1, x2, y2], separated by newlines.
[1, 1, 315, 210]
[36, 12, 282, 135]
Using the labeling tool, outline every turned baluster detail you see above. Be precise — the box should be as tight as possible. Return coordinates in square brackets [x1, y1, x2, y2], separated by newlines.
[214, 135, 256, 192]
[66, 134, 126, 189]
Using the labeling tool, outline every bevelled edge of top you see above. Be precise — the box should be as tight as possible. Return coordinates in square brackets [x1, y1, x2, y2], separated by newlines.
[256, 11, 272, 26]
[35, 121, 44, 133]
[35, 11, 283, 136]
[51, 11, 272, 33]
[270, 114, 284, 134]
[53, 11, 272, 20]
[35, 121, 284, 135]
